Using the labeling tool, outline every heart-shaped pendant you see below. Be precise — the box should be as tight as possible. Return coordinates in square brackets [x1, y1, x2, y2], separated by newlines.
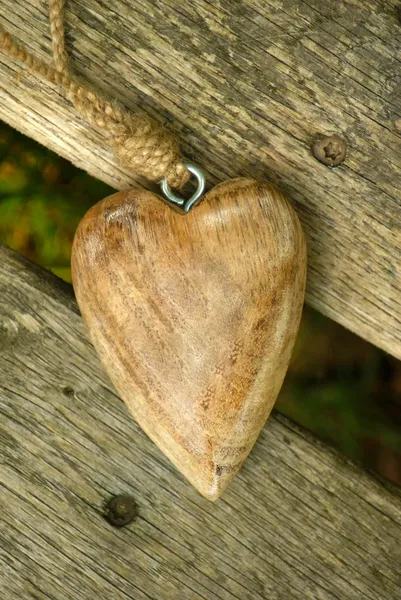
[72, 178, 306, 500]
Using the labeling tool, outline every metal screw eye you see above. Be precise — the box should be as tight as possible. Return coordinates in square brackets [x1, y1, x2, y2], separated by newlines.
[161, 163, 206, 214]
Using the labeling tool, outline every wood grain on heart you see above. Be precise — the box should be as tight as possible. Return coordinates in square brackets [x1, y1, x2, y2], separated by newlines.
[71, 178, 307, 500]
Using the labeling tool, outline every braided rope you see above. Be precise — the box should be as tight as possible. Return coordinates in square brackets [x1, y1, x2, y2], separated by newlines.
[0, 1, 190, 189]
[49, 0, 69, 73]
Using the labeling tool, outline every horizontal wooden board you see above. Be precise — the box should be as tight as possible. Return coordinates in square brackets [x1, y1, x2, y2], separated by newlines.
[0, 0, 401, 358]
[0, 243, 401, 598]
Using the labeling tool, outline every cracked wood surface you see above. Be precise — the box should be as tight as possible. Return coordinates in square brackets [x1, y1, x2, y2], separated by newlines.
[1, 244, 401, 599]
[0, 0, 401, 358]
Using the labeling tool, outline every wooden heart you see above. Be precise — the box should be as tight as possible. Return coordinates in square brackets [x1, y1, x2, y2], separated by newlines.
[71, 178, 307, 500]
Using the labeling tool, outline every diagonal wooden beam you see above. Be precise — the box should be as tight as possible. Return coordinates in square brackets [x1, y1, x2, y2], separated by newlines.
[0, 243, 401, 598]
[0, 0, 401, 360]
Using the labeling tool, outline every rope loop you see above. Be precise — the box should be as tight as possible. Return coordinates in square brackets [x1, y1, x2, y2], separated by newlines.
[0, 0, 190, 189]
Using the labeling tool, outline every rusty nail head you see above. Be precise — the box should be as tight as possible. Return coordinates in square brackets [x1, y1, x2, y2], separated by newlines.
[312, 135, 347, 167]
[62, 386, 75, 397]
[105, 494, 138, 528]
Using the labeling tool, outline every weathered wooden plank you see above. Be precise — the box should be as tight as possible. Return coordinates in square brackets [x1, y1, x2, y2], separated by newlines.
[0, 0, 401, 359]
[0, 243, 401, 599]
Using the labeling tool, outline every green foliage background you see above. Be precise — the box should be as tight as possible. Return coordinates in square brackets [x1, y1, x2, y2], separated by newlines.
[1, 122, 400, 485]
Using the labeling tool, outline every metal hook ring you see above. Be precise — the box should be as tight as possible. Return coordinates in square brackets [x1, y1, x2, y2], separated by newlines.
[160, 163, 206, 214]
